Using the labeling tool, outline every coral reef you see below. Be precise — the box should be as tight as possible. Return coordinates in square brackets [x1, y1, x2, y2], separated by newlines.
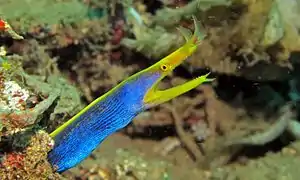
[0, 59, 83, 131]
[0, 16, 84, 179]
[210, 141, 300, 180]
[0, 131, 61, 179]
[121, 0, 299, 81]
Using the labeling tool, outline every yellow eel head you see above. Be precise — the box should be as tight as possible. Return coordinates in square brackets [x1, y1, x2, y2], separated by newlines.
[142, 16, 214, 107]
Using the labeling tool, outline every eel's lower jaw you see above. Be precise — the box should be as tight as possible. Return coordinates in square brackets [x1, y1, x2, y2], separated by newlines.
[144, 73, 214, 107]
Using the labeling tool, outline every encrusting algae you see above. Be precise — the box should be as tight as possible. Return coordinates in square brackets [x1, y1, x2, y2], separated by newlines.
[0, 131, 61, 179]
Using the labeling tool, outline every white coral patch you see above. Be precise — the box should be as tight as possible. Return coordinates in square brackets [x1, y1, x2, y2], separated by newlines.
[1, 81, 30, 111]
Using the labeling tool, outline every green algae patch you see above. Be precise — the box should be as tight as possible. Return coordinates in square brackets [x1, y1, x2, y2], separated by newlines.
[0, 0, 88, 32]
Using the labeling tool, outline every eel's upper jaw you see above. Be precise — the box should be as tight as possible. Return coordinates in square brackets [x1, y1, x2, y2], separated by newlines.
[144, 73, 214, 106]
[143, 16, 212, 107]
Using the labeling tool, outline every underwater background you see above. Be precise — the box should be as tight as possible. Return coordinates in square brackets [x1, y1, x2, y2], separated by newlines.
[0, 0, 300, 179]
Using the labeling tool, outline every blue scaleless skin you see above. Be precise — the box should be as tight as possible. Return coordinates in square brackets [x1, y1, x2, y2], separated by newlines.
[47, 16, 214, 172]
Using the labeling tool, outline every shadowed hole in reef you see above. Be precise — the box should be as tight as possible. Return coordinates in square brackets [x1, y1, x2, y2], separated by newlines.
[215, 74, 290, 112]
[215, 74, 293, 162]
[0, 36, 14, 48]
[142, 0, 163, 14]
[124, 124, 177, 141]
[290, 51, 300, 64]
[49, 44, 82, 70]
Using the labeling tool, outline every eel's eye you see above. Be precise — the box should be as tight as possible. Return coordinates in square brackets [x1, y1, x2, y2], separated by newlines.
[160, 64, 169, 71]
